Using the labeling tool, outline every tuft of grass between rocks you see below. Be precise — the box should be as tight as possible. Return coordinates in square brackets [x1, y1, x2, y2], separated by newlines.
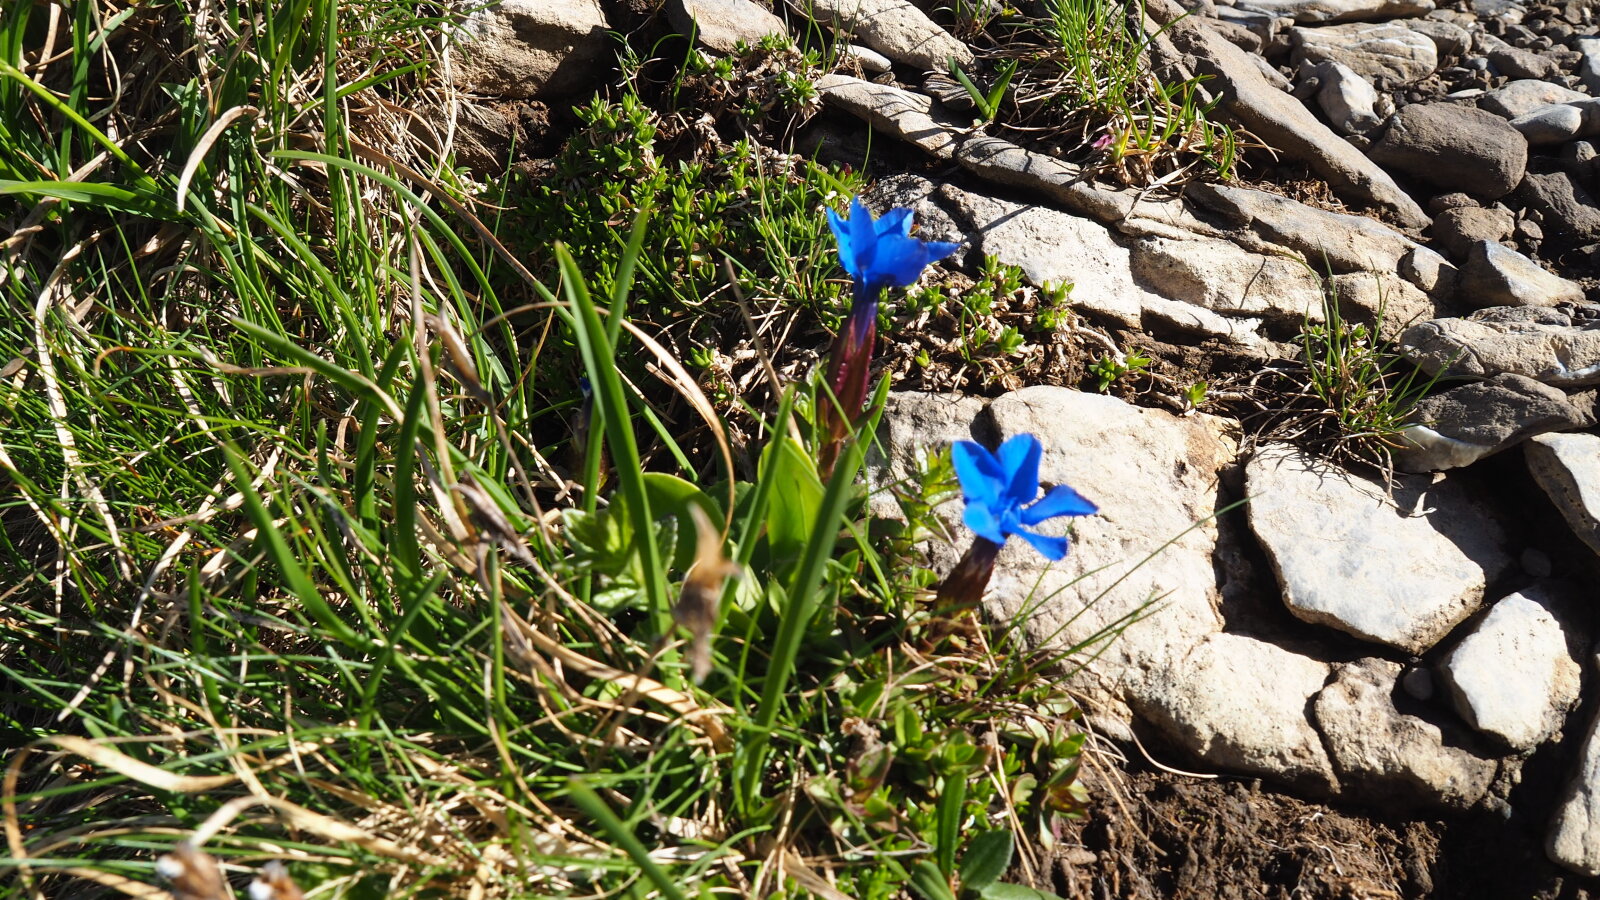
[0, 3, 1139, 899]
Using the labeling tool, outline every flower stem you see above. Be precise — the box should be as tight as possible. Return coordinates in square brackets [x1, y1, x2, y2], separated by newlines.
[934, 536, 1001, 611]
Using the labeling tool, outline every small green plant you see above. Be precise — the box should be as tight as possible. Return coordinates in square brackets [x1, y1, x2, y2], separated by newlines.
[1090, 350, 1152, 392]
[1295, 281, 1445, 467]
[1183, 380, 1208, 410]
[949, 57, 1020, 123]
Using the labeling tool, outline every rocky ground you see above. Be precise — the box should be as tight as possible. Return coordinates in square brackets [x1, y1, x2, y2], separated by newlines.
[456, 0, 1600, 895]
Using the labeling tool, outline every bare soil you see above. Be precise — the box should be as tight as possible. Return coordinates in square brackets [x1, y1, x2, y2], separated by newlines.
[1045, 768, 1596, 900]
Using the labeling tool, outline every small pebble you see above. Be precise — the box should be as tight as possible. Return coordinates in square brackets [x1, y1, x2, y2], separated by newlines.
[1402, 667, 1435, 701]
[1517, 218, 1545, 241]
[1429, 192, 1479, 213]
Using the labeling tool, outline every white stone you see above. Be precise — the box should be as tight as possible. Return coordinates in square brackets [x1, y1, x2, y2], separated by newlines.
[806, 0, 973, 71]
[817, 75, 964, 159]
[1551, 654, 1600, 876]
[1480, 79, 1591, 119]
[668, 0, 789, 53]
[1136, 633, 1338, 793]
[450, 0, 611, 100]
[1291, 22, 1439, 88]
[1246, 444, 1511, 653]
[1439, 588, 1581, 751]
[1526, 433, 1600, 557]
[1315, 658, 1500, 809]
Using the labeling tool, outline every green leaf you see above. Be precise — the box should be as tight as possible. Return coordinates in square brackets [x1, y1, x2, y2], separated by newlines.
[908, 859, 958, 900]
[761, 434, 823, 574]
[934, 771, 968, 876]
[959, 831, 1015, 891]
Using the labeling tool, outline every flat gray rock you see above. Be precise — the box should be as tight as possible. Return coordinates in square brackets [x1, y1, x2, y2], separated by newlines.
[1291, 22, 1440, 88]
[817, 75, 965, 160]
[668, 0, 789, 53]
[1400, 306, 1600, 386]
[1431, 206, 1515, 261]
[1550, 652, 1600, 876]
[1136, 633, 1338, 794]
[1439, 586, 1583, 751]
[1233, 0, 1433, 22]
[1146, 0, 1430, 226]
[1517, 161, 1600, 246]
[450, 0, 611, 100]
[1367, 102, 1528, 199]
[1314, 658, 1500, 809]
[1457, 240, 1586, 308]
[1394, 373, 1589, 472]
[909, 184, 1267, 346]
[806, 0, 973, 71]
[1510, 98, 1600, 146]
[1526, 432, 1600, 556]
[1190, 182, 1451, 300]
[1480, 79, 1591, 119]
[1298, 60, 1384, 134]
[1246, 444, 1512, 653]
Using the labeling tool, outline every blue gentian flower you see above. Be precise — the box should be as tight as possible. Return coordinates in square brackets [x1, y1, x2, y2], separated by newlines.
[827, 196, 961, 301]
[817, 197, 960, 475]
[951, 434, 1098, 561]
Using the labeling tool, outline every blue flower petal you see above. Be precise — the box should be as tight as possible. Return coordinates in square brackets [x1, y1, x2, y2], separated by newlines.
[828, 206, 857, 277]
[996, 434, 1042, 510]
[1014, 526, 1069, 561]
[875, 207, 914, 239]
[848, 197, 877, 275]
[963, 501, 1008, 546]
[951, 440, 1004, 509]
[1022, 484, 1099, 526]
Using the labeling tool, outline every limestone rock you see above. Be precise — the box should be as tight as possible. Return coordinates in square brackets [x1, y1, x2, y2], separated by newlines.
[1291, 22, 1440, 88]
[867, 392, 990, 521]
[1314, 658, 1500, 809]
[1136, 633, 1338, 794]
[1297, 60, 1384, 134]
[913, 184, 1265, 346]
[1431, 206, 1515, 260]
[1401, 306, 1600, 387]
[1480, 79, 1591, 118]
[1127, 234, 1329, 326]
[1394, 373, 1590, 472]
[1367, 102, 1528, 199]
[1405, 17, 1472, 58]
[1457, 240, 1586, 308]
[1526, 432, 1600, 557]
[668, 0, 789, 53]
[1439, 586, 1582, 751]
[980, 387, 1239, 738]
[805, 0, 973, 71]
[1189, 182, 1449, 298]
[1510, 97, 1600, 146]
[450, 0, 611, 100]
[1549, 653, 1600, 876]
[1482, 34, 1567, 80]
[817, 75, 964, 159]
[1579, 35, 1600, 95]
[1246, 444, 1512, 653]
[1232, 0, 1433, 22]
[1145, 0, 1430, 226]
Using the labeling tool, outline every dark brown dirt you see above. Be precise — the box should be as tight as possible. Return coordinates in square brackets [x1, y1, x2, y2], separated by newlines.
[1038, 768, 1599, 900]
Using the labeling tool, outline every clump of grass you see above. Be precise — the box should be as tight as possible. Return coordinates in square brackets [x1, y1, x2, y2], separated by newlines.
[976, 0, 1242, 186]
[0, 3, 1117, 900]
[1241, 278, 1445, 473]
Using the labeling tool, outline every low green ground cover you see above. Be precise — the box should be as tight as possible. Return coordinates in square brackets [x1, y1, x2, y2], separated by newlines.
[0, 1, 1432, 897]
